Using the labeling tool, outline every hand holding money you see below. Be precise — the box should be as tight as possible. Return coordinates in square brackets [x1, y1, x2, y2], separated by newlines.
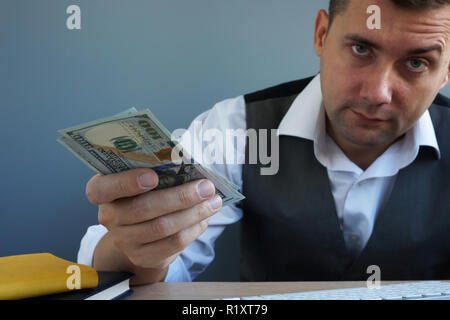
[58, 107, 244, 282]
[85, 167, 221, 272]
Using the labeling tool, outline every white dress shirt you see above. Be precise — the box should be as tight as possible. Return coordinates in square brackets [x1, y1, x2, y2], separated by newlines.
[77, 74, 440, 281]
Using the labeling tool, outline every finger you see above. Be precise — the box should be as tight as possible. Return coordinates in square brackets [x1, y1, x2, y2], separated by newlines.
[128, 219, 210, 268]
[119, 195, 222, 245]
[112, 178, 217, 225]
[85, 168, 159, 205]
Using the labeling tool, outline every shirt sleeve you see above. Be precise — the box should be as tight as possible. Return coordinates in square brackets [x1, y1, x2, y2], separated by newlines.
[77, 224, 108, 266]
[77, 95, 247, 281]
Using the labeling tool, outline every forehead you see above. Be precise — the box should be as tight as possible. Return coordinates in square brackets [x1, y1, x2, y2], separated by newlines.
[334, 0, 450, 52]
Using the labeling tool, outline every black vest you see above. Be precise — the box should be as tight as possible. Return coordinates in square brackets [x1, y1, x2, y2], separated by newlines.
[240, 76, 450, 281]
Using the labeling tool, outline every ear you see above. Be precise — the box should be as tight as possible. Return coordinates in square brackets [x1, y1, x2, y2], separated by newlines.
[439, 64, 450, 90]
[314, 10, 330, 57]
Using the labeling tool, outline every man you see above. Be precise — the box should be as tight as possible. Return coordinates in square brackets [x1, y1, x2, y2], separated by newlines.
[77, 0, 450, 284]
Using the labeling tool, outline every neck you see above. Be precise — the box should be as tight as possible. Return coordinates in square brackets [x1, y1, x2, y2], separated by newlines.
[325, 116, 401, 171]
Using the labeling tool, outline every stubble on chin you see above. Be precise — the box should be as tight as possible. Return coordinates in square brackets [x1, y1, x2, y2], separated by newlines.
[329, 107, 398, 148]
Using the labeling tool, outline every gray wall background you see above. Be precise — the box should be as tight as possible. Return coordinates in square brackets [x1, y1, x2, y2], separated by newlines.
[1, 0, 449, 281]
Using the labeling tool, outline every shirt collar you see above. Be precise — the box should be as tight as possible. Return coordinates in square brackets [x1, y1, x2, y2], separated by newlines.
[277, 74, 441, 174]
[278, 74, 322, 141]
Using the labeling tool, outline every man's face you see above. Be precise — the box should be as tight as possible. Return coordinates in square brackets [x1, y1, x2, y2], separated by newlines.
[315, 0, 450, 148]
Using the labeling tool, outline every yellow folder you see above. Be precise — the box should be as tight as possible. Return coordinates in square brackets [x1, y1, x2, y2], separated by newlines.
[0, 253, 99, 300]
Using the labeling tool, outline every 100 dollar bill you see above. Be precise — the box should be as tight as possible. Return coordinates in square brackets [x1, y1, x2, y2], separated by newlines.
[57, 108, 244, 207]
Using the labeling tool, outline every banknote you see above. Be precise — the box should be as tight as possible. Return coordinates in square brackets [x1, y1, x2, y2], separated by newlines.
[57, 108, 244, 207]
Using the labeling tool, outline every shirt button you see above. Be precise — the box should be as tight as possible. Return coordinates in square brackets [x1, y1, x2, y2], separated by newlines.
[349, 234, 360, 244]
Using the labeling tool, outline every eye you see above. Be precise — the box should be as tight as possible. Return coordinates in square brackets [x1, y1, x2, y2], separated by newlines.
[406, 59, 427, 72]
[352, 44, 370, 56]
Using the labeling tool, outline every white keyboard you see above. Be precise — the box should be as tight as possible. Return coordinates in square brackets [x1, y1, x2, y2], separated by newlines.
[221, 281, 450, 300]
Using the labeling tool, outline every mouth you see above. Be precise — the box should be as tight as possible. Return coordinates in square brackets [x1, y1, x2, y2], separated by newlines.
[351, 110, 386, 125]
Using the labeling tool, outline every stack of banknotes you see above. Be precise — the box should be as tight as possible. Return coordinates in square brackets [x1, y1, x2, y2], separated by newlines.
[57, 108, 244, 207]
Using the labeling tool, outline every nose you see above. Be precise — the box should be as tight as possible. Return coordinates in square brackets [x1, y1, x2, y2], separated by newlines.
[359, 66, 394, 107]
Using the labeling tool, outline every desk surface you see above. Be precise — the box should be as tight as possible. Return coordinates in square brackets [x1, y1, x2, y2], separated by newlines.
[125, 281, 441, 300]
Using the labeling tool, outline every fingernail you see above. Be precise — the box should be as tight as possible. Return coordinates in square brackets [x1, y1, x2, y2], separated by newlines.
[139, 172, 156, 188]
[197, 180, 215, 199]
[208, 195, 222, 210]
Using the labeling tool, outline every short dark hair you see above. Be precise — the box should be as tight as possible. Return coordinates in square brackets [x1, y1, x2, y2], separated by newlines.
[328, 0, 450, 27]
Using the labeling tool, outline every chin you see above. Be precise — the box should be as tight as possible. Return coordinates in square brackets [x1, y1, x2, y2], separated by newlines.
[343, 130, 394, 148]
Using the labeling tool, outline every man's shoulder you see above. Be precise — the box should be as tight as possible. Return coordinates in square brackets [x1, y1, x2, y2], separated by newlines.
[429, 92, 450, 122]
[244, 75, 316, 104]
[427, 92, 450, 153]
[209, 75, 316, 120]
[433, 92, 450, 109]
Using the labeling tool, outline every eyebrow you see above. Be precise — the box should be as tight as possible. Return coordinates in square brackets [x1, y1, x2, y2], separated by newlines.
[408, 45, 442, 55]
[344, 34, 443, 56]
